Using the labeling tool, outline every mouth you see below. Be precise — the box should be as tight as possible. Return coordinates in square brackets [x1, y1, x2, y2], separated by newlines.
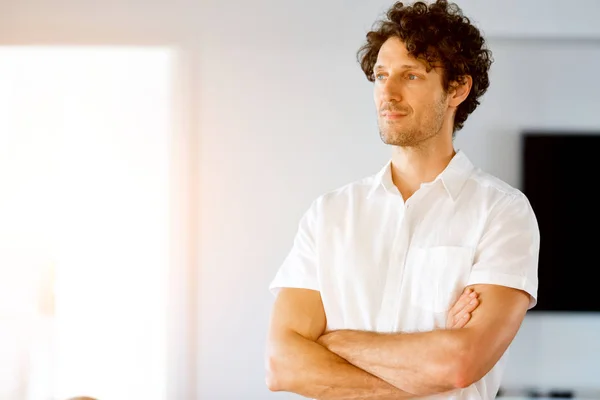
[381, 112, 408, 120]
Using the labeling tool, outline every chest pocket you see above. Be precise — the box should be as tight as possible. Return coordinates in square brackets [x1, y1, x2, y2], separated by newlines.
[407, 246, 474, 313]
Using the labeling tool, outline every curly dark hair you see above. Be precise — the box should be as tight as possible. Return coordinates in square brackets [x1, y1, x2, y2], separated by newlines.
[357, 0, 493, 132]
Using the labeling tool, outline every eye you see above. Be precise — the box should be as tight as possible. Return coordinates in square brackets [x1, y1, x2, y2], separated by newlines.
[407, 74, 418, 80]
[375, 73, 387, 81]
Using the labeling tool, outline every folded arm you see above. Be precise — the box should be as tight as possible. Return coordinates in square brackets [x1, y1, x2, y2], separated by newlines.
[265, 288, 415, 399]
[319, 284, 531, 395]
[265, 287, 479, 399]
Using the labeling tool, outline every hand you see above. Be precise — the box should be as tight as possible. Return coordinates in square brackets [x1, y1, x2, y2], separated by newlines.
[446, 287, 479, 329]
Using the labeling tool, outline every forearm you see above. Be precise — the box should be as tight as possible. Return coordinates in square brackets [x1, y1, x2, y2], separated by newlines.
[321, 330, 467, 395]
[267, 330, 418, 399]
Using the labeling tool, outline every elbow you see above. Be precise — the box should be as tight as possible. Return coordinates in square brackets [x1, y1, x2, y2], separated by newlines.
[265, 349, 295, 392]
[265, 331, 307, 392]
[265, 356, 281, 392]
[453, 368, 475, 390]
[448, 343, 481, 389]
[265, 354, 283, 392]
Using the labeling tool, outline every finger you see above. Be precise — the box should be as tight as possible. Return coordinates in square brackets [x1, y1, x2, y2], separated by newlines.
[463, 297, 479, 314]
[452, 290, 478, 314]
[458, 312, 472, 328]
[453, 297, 479, 325]
[452, 290, 472, 311]
[451, 314, 463, 329]
[452, 311, 472, 329]
[454, 313, 471, 329]
[447, 290, 478, 329]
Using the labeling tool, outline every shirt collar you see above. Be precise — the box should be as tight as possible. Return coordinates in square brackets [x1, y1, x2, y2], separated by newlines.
[366, 159, 396, 199]
[366, 150, 475, 201]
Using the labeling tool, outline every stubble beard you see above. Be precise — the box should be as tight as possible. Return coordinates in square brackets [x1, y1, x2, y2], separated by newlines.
[378, 96, 448, 147]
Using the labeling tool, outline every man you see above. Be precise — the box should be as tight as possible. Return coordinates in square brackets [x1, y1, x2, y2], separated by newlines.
[265, 1, 539, 399]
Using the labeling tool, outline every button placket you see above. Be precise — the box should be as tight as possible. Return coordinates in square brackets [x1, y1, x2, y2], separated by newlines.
[376, 201, 409, 332]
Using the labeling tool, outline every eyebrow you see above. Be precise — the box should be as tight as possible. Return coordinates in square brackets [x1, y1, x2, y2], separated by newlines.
[374, 63, 424, 71]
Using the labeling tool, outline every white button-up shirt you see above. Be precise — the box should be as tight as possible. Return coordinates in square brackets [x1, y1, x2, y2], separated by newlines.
[270, 150, 539, 400]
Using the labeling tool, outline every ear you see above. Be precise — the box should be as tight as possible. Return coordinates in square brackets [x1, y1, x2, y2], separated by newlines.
[447, 75, 472, 108]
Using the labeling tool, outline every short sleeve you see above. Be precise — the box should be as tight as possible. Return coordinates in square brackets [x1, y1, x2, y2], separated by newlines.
[269, 199, 320, 296]
[467, 193, 540, 309]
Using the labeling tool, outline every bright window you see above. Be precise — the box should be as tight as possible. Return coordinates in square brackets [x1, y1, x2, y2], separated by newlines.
[0, 46, 173, 400]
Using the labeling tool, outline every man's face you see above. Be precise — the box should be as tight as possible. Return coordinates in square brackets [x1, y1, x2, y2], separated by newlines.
[373, 37, 450, 147]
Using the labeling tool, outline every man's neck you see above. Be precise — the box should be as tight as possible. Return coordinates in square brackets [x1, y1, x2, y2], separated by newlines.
[390, 144, 456, 202]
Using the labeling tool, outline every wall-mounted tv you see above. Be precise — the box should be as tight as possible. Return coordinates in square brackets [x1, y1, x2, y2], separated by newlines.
[521, 131, 600, 312]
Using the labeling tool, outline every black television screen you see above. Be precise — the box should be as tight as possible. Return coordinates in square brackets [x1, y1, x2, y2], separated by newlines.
[521, 132, 600, 312]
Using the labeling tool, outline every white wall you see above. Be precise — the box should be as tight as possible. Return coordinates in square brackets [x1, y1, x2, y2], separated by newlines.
[2, 0, 600, 398]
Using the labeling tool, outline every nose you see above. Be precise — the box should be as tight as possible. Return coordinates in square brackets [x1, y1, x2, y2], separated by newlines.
[376, 77, 403, 103]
